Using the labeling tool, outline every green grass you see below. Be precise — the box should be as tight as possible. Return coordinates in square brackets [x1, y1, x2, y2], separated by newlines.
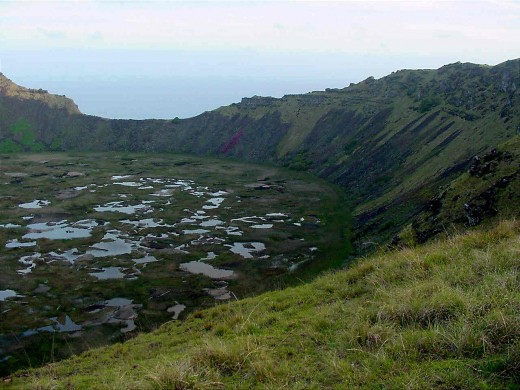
[6, 118, 45, 151]
[0, 139, 22, 153]
[6, 220, 519, 389]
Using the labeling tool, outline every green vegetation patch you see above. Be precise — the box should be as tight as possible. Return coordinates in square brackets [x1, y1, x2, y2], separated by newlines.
[0, 139, 22, 153]
[418, 96, 441, 113]
[8, 118, 45, 151]
[286, 150, 313, 171]
[49, 137, 62, 151]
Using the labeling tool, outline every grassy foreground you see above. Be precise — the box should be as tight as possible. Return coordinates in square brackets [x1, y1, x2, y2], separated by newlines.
[5, 220, 520, 389]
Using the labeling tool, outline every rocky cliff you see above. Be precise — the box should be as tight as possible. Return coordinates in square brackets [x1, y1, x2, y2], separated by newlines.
[0, 73, 80, 115]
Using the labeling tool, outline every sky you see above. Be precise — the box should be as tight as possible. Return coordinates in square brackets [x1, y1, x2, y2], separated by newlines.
[0, 0, 519, 119]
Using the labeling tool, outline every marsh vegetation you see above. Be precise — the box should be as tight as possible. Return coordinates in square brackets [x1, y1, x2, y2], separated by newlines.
[0, 153, 351, 374]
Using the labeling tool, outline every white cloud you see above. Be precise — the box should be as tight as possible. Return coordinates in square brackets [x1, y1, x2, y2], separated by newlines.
[37, 28, 67, 40]
[0, 1, 517, 64]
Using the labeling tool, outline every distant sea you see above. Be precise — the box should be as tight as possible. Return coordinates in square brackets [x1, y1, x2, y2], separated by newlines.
[1, 49, 451, 119]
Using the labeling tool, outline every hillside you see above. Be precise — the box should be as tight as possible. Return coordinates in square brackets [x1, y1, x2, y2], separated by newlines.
[1, 60, 518, 243]
[4, 220, 519, 389]
[396, 135, 520, 245]
[0, 73, 80, 116]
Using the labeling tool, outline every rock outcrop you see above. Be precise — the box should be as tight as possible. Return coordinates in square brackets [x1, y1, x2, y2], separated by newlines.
[0, 73, 80, 115]
[401, 136, 520, 244]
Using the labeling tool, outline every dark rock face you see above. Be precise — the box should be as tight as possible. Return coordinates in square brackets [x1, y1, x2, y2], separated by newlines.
[468, 149, 499, 177]
[463, 202, 487, 226]
[468, 157, 493, 177]
[462, 172, 517, 226]
[425, 190, 446, 213]
[237, 96, 280, 109]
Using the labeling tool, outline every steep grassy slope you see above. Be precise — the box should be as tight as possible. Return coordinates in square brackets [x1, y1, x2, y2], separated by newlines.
[1, 60, 518, 243]
[5, 220, 519, 389]
[397, 135, 520, 245]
